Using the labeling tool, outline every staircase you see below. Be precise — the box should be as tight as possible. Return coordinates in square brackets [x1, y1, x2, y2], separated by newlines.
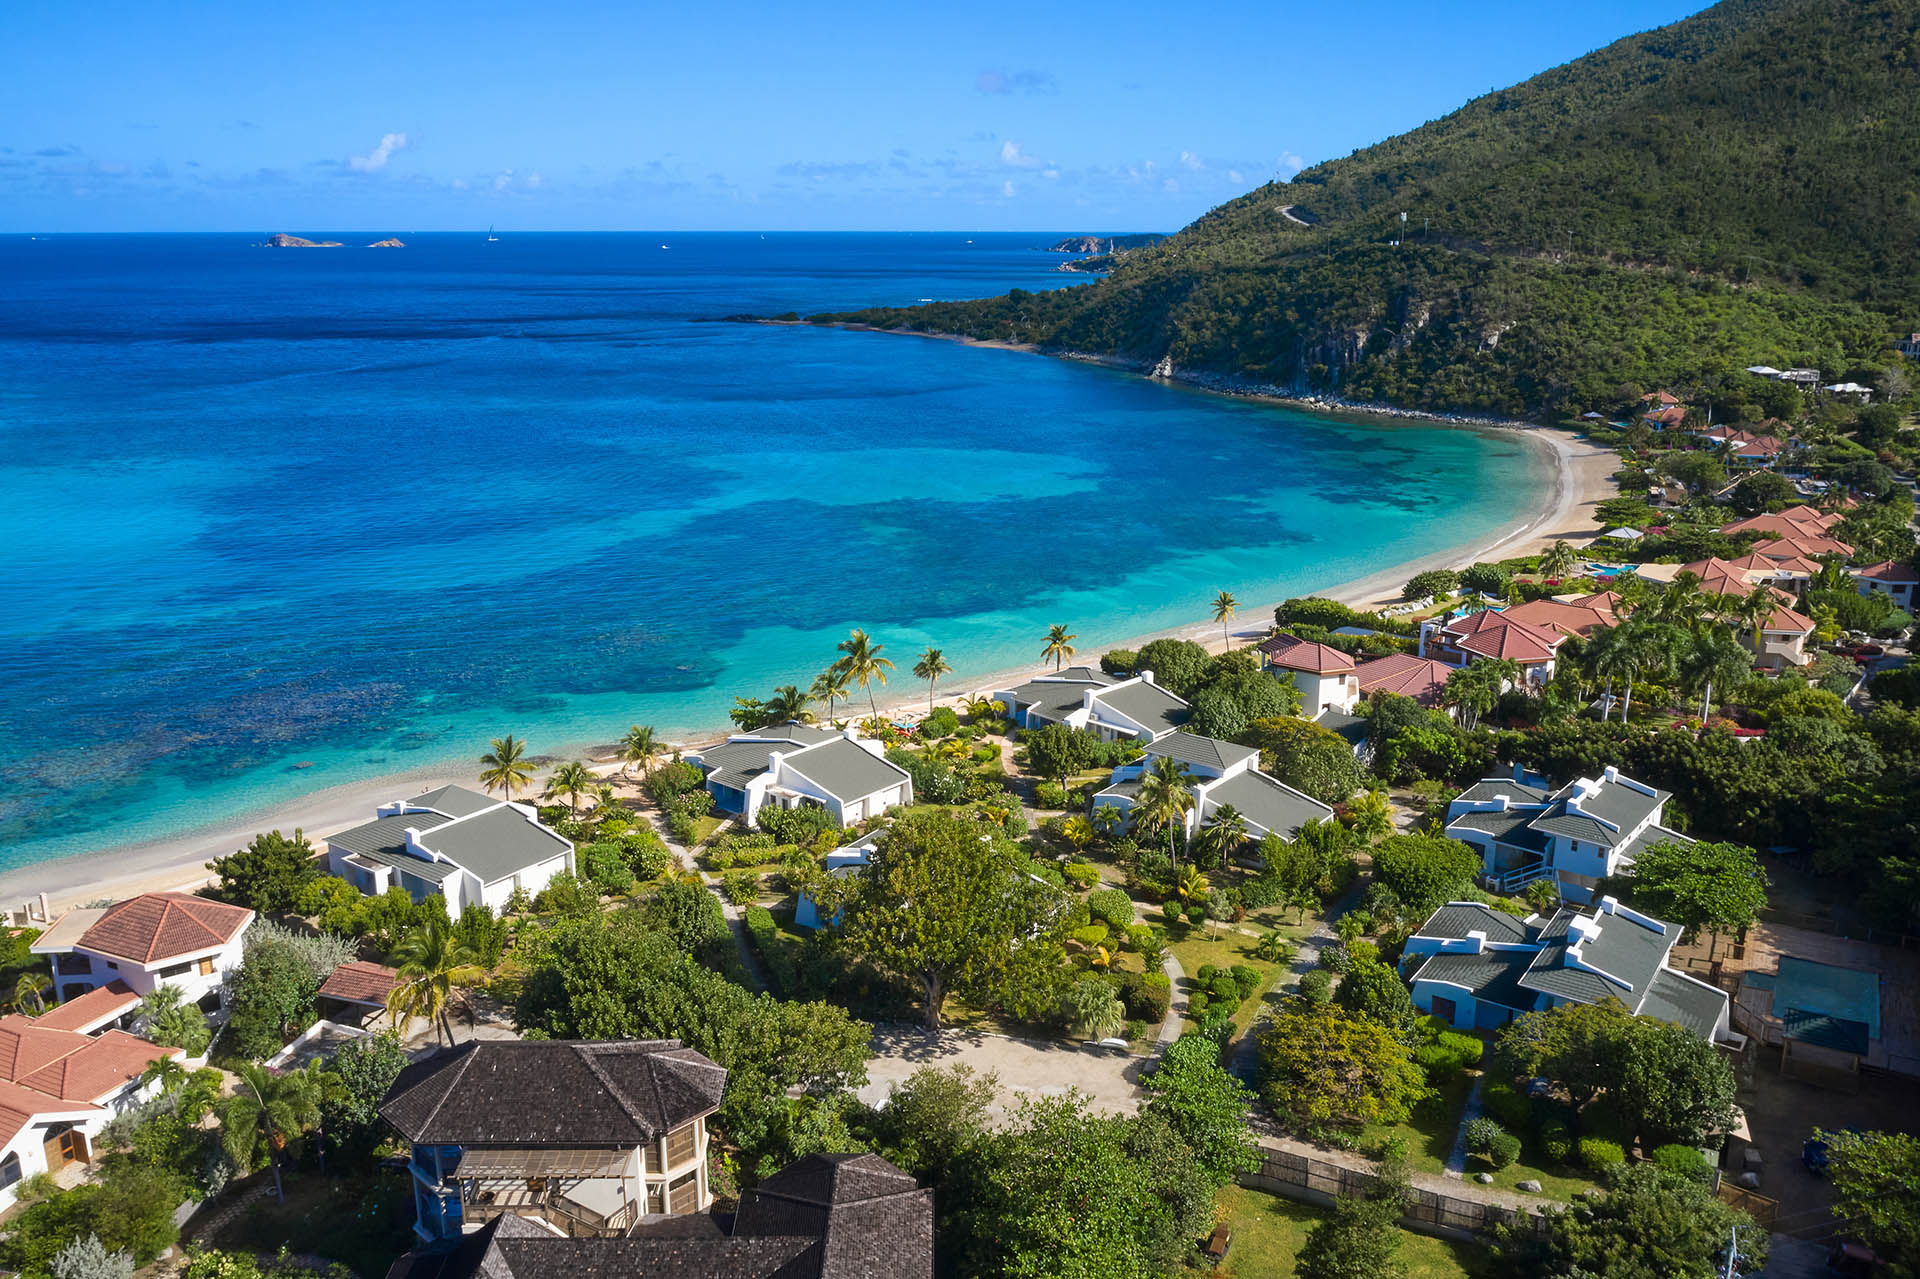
[1496, 860, 1552, 893]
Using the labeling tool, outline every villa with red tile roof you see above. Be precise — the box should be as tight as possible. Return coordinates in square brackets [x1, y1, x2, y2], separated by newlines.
[1353, 653, 1454, 709]
[1257, 634, 1359, 715]
[32, 892, 253, 1013]
[0, 1007, 183, 1208]
[1418, 609, 1565, 683]
[1496, 595, 1619, 641]
[1852, 560, 1918, 611]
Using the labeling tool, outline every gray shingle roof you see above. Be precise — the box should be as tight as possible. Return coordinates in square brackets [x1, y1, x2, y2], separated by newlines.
[1145, 732, 1257, 774]
[344, 846, 461, 885]
[385, 1214, 818, 1279]
[1531, 776, 1670, 850]
[1517, 908, 1671, 1007]
[780, 739, 910, 803]
[1447, 808, 1553, 855]
[380, 1040, 726, 1146]
[1615, 823, 1695, 867]
[329, 812, 453, 860]
[415, 808, 571, 885]
[1092, 681, 1191, 735]
[734, 1153, 935, 1278]
[1415, 903, 1533, 945]
[409, 785, 502, 819]
[1201, 770, 1333, 840]
[1412, 950, 1537, 1014]
[698, 740, 789, 793]
[1454, 778, 1551, 806]
[1638, 969, 1730, 1040]
[1315, 710, 1370, 751]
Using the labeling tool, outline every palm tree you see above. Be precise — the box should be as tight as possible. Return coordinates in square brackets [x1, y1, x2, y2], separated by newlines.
[811, 666, 853, 723]
[913, 647, 952, 711]
[1681, 625, 1753, 721]
[1135, 756, 1196, 873]
[143, 1058, 220, 1122]
[765, 684, 816, 724]
[138, 982, 211, 1056]
[479, 735, 535, 800]
[219, 1061, 323, 1203]
[1583, 623, 1631, 720]
[1211, 591, 1239, 648]
[1175, 863, 1210, 905]
[835, 629, 895, 719]
[1090, 804, 1126, 841]
[620, 725, 661, 778]
[11, 971, 49, 1015]
[1732, 585, 1777, 653]
[543, 760, 593, 816]
[1655, 571, 1710, 627]
[1539, 541, 1580, 580]
[592, 782, 622, 816]
[1041, 624, 1078, 672]
[1347, 789, 1393, 845]
[385, 917, 481, 1047]
[1197, 803, 1248, 868]
[962, 694, 1000, 722]
[1060, 814, 1094, 851]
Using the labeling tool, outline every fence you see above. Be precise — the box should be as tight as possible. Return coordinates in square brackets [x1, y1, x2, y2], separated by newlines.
[1717, 1182, 1777, 1228]
[1239, 1144, 1549, 1242]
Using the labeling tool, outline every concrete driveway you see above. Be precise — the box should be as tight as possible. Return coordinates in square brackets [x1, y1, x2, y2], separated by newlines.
[858, 1025, 1150, 1119]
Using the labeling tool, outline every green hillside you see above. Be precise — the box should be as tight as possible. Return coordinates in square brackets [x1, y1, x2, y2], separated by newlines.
[823, 0, 1920, 417]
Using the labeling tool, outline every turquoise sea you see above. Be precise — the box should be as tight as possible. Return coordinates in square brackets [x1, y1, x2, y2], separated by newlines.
[0, 232, 1542, 870]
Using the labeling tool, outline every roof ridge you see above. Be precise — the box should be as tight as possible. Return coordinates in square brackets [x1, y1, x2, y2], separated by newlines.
[414, 1042, 478, 1137]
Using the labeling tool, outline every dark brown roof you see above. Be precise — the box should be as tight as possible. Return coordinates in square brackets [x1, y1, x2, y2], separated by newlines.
[318, 961, 401, 1007]
[379, 1040, 726, 1146]
[385, 1213, 818, 1279]
[75, 892, 252, 964]
[734, 1153, 935, 1279]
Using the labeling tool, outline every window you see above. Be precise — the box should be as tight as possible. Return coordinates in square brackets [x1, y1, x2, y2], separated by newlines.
[160, 962, 191, 978]
[1432, 996, 1458, 1025]
[198, 957, 215, 976]
[55, 954, 92, 975]
[104, 961, 118, 971]
[0, 1153, 19, 1189]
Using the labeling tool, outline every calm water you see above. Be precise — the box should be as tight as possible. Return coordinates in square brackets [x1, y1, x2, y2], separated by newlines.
[0, 232, 1540, 868]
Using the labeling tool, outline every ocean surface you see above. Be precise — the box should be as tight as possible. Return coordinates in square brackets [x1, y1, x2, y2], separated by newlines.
[0, 232, 1542, 870]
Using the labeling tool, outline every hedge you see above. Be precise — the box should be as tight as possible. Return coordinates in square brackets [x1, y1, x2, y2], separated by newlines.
[1087, 888, 1135, 931]
[1578, 1138, 1627, 1171]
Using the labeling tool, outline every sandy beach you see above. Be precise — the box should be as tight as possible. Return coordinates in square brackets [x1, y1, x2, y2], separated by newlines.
[0, 424, 1614, 917]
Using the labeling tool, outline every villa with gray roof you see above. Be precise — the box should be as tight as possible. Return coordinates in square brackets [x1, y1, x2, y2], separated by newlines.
[688, 726, 911, 827]
[327, 785, 574, 915]
[1445, 765, 1691, 903]
[987, 668, 1191, 742]
[1403, 897, 1731, 1042]
[1094, 730, 1333, 849]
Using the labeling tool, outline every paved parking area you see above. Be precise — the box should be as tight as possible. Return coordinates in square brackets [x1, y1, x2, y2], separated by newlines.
[859, 1026, 1149, 1119]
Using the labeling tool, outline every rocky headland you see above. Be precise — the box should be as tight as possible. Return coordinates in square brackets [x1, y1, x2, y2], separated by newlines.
[263, 233, 343, 248]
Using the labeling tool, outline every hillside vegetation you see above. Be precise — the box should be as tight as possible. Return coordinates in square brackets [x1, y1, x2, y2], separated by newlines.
[823, 0, 1920, 417]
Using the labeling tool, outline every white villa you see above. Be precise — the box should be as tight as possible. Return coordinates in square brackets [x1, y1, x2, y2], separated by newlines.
[986, 667, 1192, 741]
[1403, 898, 1732, 1043]
[1257, 636, 1357, 716]
[0, 1009, 185, 1208]
[326, 785, 575, 915]
[1853, 560, 1919, 611]
[31, 892, 254, 1013]
[1092, 730, 1334, 846]
[1444, 766, 1691, 903]
[688, 726, 912, 827]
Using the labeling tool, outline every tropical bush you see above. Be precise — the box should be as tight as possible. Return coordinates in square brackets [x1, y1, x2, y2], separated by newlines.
[1651, 1143, 1713, 1183]
[1062, 862, 1100, 890]
[1539, 1120, 1573, 1164]
[720, 871, 759, 906]
[759, 804, 838, 847]
[1085, 887, 1134, 931]
[1578, 1137, 1627, 1171]
[1481, 1080, 1532, 1132]
[921, 706, 961, 738]
[1296, 969, 1332, 1004]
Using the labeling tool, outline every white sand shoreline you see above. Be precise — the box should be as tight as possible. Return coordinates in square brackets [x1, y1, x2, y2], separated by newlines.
[0, 422, 1614, 915]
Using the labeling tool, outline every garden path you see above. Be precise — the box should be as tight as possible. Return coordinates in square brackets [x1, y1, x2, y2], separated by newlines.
[1441, 1075, 1487, 1179]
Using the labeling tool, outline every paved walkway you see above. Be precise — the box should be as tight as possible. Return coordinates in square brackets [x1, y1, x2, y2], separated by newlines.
[1156, 951, 1188, 1044]
[861, 1025, 1146, 1118]
[1442, 1075, 1487, 1179]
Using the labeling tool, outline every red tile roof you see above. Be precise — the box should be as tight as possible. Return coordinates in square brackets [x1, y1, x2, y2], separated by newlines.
[1441, 611, 1562, 663]
[1499, 598, 1618, 640]
[1752, 533, 1854, 559]
[75, 892, 252, 965]
[17, 1030, 181, 1104]
[1857, 560, 1920, 584]
[33, 981, 140, 1034]
[1353, 654, 1453, 707]
[318, 961, 401, 1007]
[1257, 634, 1355, 675]
[0, 1079, 99, 1150]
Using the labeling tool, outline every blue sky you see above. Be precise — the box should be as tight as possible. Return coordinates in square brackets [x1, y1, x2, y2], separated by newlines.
[2, 1, 1710, 232]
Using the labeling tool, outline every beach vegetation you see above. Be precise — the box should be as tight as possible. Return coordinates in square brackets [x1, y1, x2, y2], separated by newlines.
[1040, 623, 1078, 671]
[1401, 569, 1459, 602]
[833, 628, 895, 719]
[620, 723, 661, 776]
[385, 915, 481, 1047]
[206, 827, 321, 914]
[477, 734, 536, 800]
[540, 759, 593, 816]
[1098, 647, 1138, 675]
[810, 665, 854, 722]
[1211, 589, 1239, 647]
[1132, 637, 1209, 698]
[912, 646, 951, 710]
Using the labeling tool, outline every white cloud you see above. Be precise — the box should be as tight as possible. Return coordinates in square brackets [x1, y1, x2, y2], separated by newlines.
[1179, 150, 1204, 171]
[1277, 151, 1305, 178]
[1162, 177, 1179, 193]
[1228, 169, 1244, 184]
[1042, 167, 1059, 180]
[348, 132, 407, 173]
[1002, 179, 1016, 197]
[1000, 140, 1042, 169]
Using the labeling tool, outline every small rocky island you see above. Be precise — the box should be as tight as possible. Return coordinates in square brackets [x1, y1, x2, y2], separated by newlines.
[1046, 233, 1165, 254]
[366, 238, 404, 248]
[263, 233, 343, 248]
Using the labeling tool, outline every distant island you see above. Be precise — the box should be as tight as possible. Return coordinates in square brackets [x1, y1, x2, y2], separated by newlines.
[367, 238, 404, 248]
[263, 233, 343, 248]
[1045, 234, 1165, 254]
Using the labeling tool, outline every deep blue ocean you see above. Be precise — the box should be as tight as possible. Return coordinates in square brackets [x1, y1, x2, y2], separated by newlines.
[0, 231, 1541, 869]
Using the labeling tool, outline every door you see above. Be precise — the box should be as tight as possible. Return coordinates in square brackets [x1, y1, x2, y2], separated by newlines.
[1431, 996, 1458, 1026]
[43, 1125, 88, 1168]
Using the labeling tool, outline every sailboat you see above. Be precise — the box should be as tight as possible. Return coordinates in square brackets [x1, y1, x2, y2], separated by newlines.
[486, 225, 499, 243]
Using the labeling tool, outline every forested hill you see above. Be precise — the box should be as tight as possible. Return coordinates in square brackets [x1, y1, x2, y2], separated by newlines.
[821, 0, 1920, 418]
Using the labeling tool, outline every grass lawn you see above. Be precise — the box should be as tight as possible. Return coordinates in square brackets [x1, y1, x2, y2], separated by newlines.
[1360, 1071, 1598, 1205]
[685, 814, 726, 847]
[1160, 913, 1316, 1038]
[1204, 1185, 1489, 1278]
[204, 1170, 416, 1277]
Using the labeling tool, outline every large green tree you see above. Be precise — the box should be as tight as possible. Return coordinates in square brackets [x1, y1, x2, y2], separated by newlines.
[1369, 833, 1483, 915]
[1616, 838, 1768, 959]
[1245, 716, 1364, 805]
[1258, 1003, 1427, 1135]
[1141, 1034, 1259, 1186]
[206, 828, 319, 912]
[1492, 1163, 1766, 1279]
[1295, 1193, 1407, 1279]
[840, 809, 1068, 1029]
[1822, 1129, 1920, 1271]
